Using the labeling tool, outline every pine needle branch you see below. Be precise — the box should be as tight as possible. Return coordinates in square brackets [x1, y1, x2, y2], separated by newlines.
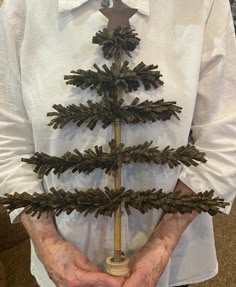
[21, 142, 207, 178]
[92, 26, 140, 59]
[64, 61, 164, 97]
[47, 97, 182, 130]
[0, 188, 229, 218]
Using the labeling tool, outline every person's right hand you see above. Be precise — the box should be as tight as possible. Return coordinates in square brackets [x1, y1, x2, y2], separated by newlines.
[36, 237, 125, 287]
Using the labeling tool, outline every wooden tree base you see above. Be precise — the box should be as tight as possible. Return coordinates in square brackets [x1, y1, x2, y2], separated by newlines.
[106, 255, 130, 277]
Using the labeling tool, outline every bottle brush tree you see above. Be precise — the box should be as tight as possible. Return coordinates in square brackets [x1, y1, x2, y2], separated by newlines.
[0, 0, 229, 277]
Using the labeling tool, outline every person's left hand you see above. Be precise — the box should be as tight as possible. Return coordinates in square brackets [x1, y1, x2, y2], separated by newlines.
[122, 238, 171, 287]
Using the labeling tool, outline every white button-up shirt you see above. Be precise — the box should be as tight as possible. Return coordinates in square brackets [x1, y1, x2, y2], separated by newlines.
[0, 0, 235, 286]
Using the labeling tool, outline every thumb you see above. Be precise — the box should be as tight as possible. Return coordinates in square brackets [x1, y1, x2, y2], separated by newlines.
[99, 273, 126, 287]
[78, 272, 126, 287]
[75, 256, 101, 272]
[122, 272, 141, 287]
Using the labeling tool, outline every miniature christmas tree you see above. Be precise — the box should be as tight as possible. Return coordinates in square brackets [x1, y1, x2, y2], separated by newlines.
[0, 0, 229, 276]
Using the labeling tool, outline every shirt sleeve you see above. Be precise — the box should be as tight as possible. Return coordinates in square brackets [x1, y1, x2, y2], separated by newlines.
[0, 9, 44, 222]
[179, 0, 236, 214]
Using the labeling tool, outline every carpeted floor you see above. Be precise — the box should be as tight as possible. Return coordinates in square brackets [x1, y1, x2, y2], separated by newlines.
[191, 202, 236, 287]
[0, 239, 39, 287]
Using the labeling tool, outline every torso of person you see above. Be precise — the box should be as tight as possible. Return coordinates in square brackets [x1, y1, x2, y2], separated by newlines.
[3, 0, 231, 286]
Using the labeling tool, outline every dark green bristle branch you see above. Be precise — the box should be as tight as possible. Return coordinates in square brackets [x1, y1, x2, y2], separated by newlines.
[0, 188, 229, 219]
[92, 26, 140, 59]
[21, 141, 207, 178]
[47, 98, 182, 130]
[64, 61, 164, 97]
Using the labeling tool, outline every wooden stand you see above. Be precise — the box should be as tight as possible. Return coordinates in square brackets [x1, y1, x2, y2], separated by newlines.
[106, 255, 129, 277]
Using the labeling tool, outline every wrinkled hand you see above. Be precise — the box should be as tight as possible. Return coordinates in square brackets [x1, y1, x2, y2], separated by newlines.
[122, 239, 171, 287]
[36, 238, 125, 287]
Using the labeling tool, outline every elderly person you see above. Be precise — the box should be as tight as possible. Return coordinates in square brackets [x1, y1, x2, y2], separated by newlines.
[0, 1, 235, 287]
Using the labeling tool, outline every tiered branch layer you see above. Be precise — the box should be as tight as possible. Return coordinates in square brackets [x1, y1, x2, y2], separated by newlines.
[21, 142, 207, 178]
[92, 27, 140, 59]
[64, 61, 164, 97]
[47, 98, 182, 130]
[0, 188, 229, 218]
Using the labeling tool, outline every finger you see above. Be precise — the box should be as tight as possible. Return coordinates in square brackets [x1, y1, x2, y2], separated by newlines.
[122, 277, 138, 287]
[78, 272, 126, 287]
[74, 256, 101, 273]
[122, 272, 147, 287]
[81, 262, 101, 273]
[100, 273, 126, 287]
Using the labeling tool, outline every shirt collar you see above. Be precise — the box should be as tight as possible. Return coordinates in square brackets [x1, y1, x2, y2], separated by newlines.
[58, 0, 150, 16]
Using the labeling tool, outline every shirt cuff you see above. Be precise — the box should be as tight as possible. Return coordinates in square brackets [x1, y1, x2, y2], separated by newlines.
[9, 207, 25, 224]
[179, 169, 233, 215]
